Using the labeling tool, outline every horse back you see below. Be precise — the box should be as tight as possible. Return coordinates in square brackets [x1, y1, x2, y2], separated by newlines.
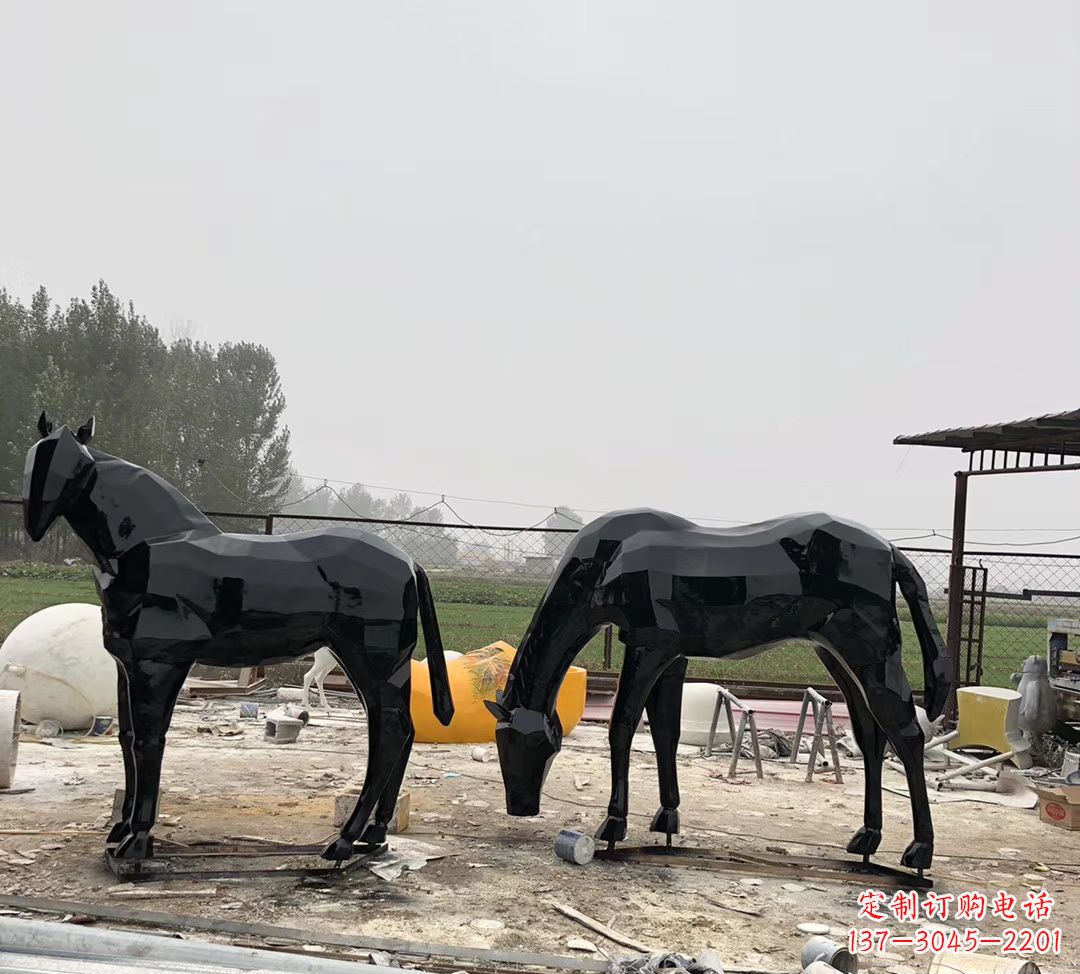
[108, 525, 416, 645]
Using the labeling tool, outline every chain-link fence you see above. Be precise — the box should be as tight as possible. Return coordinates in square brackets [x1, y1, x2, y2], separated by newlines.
[4, 498, 1078, 689]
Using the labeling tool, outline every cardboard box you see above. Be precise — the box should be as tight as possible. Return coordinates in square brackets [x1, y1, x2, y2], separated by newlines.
[1031, 784, 1080, 830]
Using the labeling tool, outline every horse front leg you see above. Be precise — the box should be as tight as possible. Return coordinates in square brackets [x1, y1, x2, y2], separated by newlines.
[106, 657, 136, 848]
[597, 644, 675, 848]
[645, 656, 688, 845]
[111, 657, 191, 861]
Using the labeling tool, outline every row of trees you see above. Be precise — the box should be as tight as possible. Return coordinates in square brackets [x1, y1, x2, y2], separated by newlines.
[1, 280, 585, 569]
[1, 281, 291, 511]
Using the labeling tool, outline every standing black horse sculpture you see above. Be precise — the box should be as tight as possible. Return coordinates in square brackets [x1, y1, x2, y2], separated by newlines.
[22, 414, 454, 862]
[486, 508, 954, 871]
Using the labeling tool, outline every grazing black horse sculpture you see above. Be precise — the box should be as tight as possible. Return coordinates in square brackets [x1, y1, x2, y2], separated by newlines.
[22, 414, 454, 862]
[486, 508, 954, 871]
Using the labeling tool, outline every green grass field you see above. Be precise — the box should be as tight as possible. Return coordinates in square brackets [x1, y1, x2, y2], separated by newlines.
[0, 564, 1040, 688]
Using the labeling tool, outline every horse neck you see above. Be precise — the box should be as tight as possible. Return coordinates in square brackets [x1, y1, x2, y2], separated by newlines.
[68, 453, 218, 561]
[506, 581, 595, 713]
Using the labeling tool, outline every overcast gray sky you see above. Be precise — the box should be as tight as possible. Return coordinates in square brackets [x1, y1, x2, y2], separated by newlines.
[2, 2, 1078, 545]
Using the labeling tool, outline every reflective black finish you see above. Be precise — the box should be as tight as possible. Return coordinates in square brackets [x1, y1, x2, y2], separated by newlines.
[487, 508, 954, 870]
[23, 414, 454, 862]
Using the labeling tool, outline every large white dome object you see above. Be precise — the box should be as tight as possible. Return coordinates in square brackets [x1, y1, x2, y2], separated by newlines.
[0, 603, 117, 729]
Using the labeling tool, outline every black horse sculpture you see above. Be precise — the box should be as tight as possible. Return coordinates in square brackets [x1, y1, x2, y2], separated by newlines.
[486, 508, 954, 871]
[22, 413, 454, 862]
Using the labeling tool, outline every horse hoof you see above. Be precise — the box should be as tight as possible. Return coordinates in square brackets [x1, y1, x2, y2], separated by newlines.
[900, 840, 933, 870]
[111, 831, 153, 861]
[321, 837, 358, 862]
[358, 823, 387, 846]
[595, 815, 628, 843]
[649, 807, 680, 836]
[846, 826, 882, 857]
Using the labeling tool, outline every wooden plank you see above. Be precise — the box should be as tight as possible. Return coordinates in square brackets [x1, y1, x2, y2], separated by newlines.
[551, 902, 650, 953]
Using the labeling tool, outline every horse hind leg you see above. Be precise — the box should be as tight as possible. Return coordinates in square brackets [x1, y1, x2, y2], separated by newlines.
[321, 644, 413, 861]
[814, 646, 886, 861]
[359, 692, 414, 847]
[825, 624, 933, 871]
[645, 656, 688, 844]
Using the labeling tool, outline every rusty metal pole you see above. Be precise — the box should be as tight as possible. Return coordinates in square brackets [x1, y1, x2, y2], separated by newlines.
[264, 515, 274, 535]
[945, 471, 968, 715]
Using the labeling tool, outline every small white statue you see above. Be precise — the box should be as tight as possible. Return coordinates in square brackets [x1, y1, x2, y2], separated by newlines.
[1010, 656, 1058, 741]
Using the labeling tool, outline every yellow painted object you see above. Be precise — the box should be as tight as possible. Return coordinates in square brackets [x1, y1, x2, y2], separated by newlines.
[411, 641, 587, 744]
[950, 685, 1031, 768]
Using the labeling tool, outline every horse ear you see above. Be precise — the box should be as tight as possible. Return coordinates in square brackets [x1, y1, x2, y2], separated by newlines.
[76, 416, 95, 445]
[37, 411, 53, 438]
[484, 699, 510, 722]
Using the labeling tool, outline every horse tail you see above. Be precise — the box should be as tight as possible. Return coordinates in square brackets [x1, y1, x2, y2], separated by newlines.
[893, 548, 955, 720]
[415, 563, 454, 726]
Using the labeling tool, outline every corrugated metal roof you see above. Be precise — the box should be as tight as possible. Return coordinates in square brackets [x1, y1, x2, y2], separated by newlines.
[894, 407, 1080, 457]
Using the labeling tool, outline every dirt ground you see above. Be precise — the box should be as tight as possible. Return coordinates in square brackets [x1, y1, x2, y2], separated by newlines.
[1, 697, 1077, 974]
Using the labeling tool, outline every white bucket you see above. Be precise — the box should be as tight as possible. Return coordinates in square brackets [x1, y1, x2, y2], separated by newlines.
[680, 683, 726, 747]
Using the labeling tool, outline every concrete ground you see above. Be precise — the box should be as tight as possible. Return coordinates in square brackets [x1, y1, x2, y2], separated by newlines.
[1, 697, 1077, 974]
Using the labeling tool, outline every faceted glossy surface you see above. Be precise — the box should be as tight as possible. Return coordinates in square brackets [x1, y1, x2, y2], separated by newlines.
[489, 507, 954, 870]
[22, 415, 453, 862]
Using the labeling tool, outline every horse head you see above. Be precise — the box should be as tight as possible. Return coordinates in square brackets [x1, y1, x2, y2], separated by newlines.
[484, 694, 563, 816]
[23, 411, 96, 541]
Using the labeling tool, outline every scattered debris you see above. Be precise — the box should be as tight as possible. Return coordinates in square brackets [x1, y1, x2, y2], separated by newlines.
[574, 776, 590, 791]
[196, 722, 244, 737]
[701, 896, 761, 918]
[363, 838, 445, 881]
[34, 719, 63, 739]
[108, 887, 218, 900]
[567, 937, 598, 952]
[469, 918, 505, 932]
[797, 922, 831, 936]
[608, 950, 725, 974]
[471, 746, 493, 763]
[552, 901, 651, 952]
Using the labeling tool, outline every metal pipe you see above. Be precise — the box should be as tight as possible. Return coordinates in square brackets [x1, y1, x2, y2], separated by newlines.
[936, 750, 1017, 786]
[0, 918, 428, 974]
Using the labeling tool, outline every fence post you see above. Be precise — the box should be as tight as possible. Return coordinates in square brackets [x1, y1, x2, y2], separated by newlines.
[264, 515, 274, 535]
[603, 625, 613, 670]
[945, 472, 968, 713]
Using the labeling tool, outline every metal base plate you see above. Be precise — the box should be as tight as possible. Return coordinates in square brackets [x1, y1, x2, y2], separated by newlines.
[595, 842, 932, 889]
[104, 836, 387, 882]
